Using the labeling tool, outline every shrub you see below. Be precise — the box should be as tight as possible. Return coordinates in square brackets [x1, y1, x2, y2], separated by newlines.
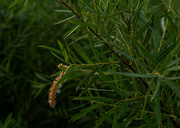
[10, 0, 180, 127]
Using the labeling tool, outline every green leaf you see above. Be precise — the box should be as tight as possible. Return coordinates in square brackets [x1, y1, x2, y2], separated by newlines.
[150, 77, 161, 102]
[73, 43, 92, 64]
[88, 32, 100, 62]
[0, 120, 3, 128]
[105, 10, 123, 19]
[54, 10, 72, 13]
[97, 69, 123, 96]
[133, 2, 144, 30]
[35, 73, 50, 82]
[142, 114, 153, 127]
[64, 25, 80, 39]
[166, 58, 180, 68]
[3, 112, 13, 128]
[135, 21, 151, 40]
[164, 76, 180, 80]
[159, 41, 179, 74]
[94, 50, 109, 62]
[39, 45, 80, 64]
[51, 51, 68, 64]
[66, 44, 82, 63]
[57, 40, 69, 63]
[79, 75, 99, 96]
[94, 107, 114, 128]
[106, 71, 157, 78]
[69, 104, 100, 122]
[70, 21, 99, 29]
[96, 102, 129, 128]
[9, 0, 23, 9]
[133, 39, 155, 64]
[116, 50, 148, 71]
[69, 34, 88, 45]
[73, 97, 116, 102]
[38, 45, 62, 54]
[163, 79, 180, 97]
[112, 102, 129, 128]
[156, 83, 161, 128]
[95, 117, 106, 128]
[54, 15, 76, 25]
[39, 45, 71, 64]
[141, 78, 155, 118]
[143, 15, 155, 45]
[163, 66, 180, 75]
[76, 66, 100, 91]
[161, 7, 178, 32]
[119, 114, 140, 126]
[151, 43, 177, 71]
[139, 16, 169, 46]
[83, 1, 97, 13]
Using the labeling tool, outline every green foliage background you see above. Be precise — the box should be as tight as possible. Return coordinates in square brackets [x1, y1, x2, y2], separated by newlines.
[1, 0, 180, 128]
[0, 0, 82, 127]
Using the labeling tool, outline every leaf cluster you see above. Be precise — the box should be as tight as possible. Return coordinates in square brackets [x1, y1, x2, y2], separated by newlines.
[40, 0, 180, 127]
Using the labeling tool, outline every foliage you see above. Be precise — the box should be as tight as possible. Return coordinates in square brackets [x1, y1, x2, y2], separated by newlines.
[1, 0, 83, 127]
[3, 0, 180, 127]
[41, 0, 180, 127]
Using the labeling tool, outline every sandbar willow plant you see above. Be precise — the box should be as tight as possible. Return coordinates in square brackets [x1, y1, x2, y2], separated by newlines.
[11, 0, 180, 127]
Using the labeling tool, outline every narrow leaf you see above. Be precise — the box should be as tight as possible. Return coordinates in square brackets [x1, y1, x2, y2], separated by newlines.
[112, 102, 129, 128]
[166, 58, 180, 68]
[54, 10, 72, 13]
[135, 21, 151, 40]
[156, 84, 161, 128]
[9, 0, 23, 9]
[139, 16, 169, 46]
[38, 45, 62, 54]
[88, 32, 100, 62]
[133, 2, 144, 30]
[69, 104, 100, 122]
[64, 25, 80, 39]
[117, 50, 148, 71]
[150, 77, 161, 102]
[163, 66, 180, 75]
[163, 79, 180, 97]
[51, 52, 67, 64]
[70, 21, 99, 29]
[79, 75, 99, 96]
[133, 39, 155, 64]
[54, 15, 76, 25]
[57, 40, 69, 63]
[106, 72, 157, 78]
[83, 1, 97, 13]
[76, 66, 100, 91]
[141, 78, 155, 118]
[161, 7, 178, 32]
[73, 97, 115, 102]
[158, 43, 178, 73]
[143, 15, 155, 45]
[105, 10, 123, 19]
[4, 113, 13, 128]
[98, 69, 123, 96]
[74, 43, 92, 64]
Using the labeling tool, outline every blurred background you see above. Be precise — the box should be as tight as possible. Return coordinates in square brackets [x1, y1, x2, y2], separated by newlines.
[0, 0, 86, 127]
